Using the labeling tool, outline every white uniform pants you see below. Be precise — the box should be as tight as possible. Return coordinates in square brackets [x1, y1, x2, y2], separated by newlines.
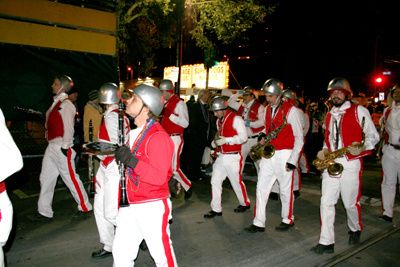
[299, 152, 309, 173]
[319, 157, 363, 245]
[38, 143, 92, 218]
[0, 191, 12, 267]
[94, 161, 119, 252]
[113, 198, 177, 267]
[210, 153, 250, 212]
[381, 144, 400, 218]
[170, 136, 191, 191]
[241, 137, 260, 174]
[253, 150, 295, 227]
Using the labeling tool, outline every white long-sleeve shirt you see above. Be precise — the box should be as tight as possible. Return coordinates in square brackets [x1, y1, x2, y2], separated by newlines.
[218, 115, 248, 146]
[323, 101, 379, 151]
[168, 100, 189, 129]
[47, 92, 75, 149]
[227, 93, 264, 136]
[0, 108, 23, 181]
[382, 101, 400, 145]
[261, 104, 304, 166]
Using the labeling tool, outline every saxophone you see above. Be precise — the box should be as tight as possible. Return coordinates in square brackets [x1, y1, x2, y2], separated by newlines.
[249, 106, 287, 161]
[312, 117, 365, 175]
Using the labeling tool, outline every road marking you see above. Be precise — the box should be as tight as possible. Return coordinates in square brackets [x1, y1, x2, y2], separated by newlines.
[12, 181, 90, 199]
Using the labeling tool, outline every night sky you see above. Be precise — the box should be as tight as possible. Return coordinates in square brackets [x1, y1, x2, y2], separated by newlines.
[213, 2, 400, 100]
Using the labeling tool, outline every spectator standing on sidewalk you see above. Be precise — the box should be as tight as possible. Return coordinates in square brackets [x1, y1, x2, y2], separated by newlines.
[187, 89, 211, 181]
[28, 75, 92, 221]
[311, 77, 379, 254]
[379, 84, 400, 223]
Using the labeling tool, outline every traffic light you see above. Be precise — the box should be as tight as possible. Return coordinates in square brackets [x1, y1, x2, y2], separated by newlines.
[375, 77, 383, 84]
[204, 48, 218, 68]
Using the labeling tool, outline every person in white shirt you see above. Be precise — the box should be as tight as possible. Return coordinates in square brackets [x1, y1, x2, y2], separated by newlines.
[204, 97, 250, 218]
[0, 108, 23, 267]
[245, 78, 304, 233]
[311, 77, 379, 254]
[379, 84, 400, 223]
[28, 75, 92, 221]
[227, 86, 265, 174]
[159, 79, 192, 199]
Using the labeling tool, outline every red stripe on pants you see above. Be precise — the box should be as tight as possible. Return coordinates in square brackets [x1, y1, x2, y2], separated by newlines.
[161, 198, 175, 267]
[67, 148, 88, 212]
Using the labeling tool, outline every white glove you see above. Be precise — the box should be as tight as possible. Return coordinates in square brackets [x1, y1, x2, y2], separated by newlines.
[215, 137, 227, 146]
[211, 140, 217, 148]
[317, 148, 329, 160]
[348, 142, 366, 156]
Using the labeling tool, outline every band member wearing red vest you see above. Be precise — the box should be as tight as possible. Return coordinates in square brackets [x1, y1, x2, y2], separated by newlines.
[311, 78, 379, 255]
[91, 83, 130, 259]
[204, 97, 250, 218]
[228, 86, 265, 174]
[379, 84, 400, 223]
[271, 89, 306, 199]
[113, 84, 177, 266]
[245, 78, 303, 233]
[28, 75, 92, 221]
[0, 108, 23, 266]
[159, 79, 192, 199]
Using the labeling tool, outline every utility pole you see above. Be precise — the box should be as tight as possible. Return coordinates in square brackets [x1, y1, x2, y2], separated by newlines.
[175, 0, 183, 95]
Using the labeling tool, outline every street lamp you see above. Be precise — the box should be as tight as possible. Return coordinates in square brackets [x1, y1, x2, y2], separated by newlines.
[127, 67, 133, 80]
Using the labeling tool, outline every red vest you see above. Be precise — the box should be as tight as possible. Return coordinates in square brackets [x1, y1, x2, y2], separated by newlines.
[325, 103, 371, 160]
[126, 122, 173, 203]
[46, 100, 69, 141]
[264, 102, 294, 150]
[237, 101, 264, 134]
[161, 94, 184, 135]
[218, 110, 242, 153]
[98, 109, 118, 168]
[383, 107, 393, 145]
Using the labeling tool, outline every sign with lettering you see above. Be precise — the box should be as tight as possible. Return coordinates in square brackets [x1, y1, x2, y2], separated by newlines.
[164, 62, 229, 89]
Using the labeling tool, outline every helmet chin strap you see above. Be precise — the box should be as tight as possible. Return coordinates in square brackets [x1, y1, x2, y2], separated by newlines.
[55, 84, 64, 95]
[131, 104, 145, 119]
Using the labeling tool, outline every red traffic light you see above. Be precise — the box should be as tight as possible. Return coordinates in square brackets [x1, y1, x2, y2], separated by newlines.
[375, 77, 383, 83]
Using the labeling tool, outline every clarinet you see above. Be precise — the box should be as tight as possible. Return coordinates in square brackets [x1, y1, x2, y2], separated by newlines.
[88, 120, 96, 195]
[118, 101, 129, 207]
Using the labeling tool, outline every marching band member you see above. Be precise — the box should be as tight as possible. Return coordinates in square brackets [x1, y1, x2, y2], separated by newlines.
[204, 97, 250, 218]
[227, 86, 265, 174]
[311, 77, 379, 254]
[246, 78, 303, 233]
[28, 75, 92, 221]
[0, 108, 23, 267]
[380, 84, 400, 223]
[159, 79, 192, 199]
[113, 84, 177, 266]
[92, 83, 130, 259]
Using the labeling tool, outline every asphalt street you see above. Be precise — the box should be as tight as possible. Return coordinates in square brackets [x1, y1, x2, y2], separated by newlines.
[3, 156, 400, 267]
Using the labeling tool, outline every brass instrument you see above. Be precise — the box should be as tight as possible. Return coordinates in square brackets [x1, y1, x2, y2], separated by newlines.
[249, 106, 287, 161]
[312, 117, 365, 176]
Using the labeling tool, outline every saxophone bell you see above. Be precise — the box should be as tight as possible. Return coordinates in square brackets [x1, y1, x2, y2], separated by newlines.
[326, 161, 343, 176]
